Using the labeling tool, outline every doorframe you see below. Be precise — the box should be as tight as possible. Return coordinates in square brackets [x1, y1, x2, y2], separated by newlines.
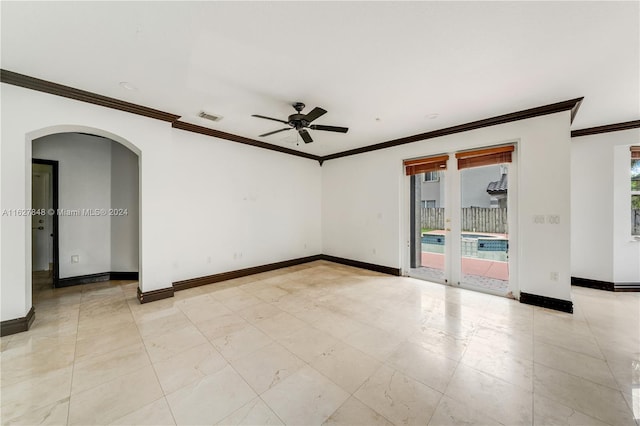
[32, 158, 59, 287]
[402, 142, 520, 298]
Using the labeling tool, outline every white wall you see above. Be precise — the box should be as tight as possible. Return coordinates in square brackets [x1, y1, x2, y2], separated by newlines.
[0, 83, 322, 321]
[571, 129, 640, 284]
[169, 129, 322, 282]
[33, 134, 112, 278]
[111, 141, 139, 272]
[323, 112, 573, 302]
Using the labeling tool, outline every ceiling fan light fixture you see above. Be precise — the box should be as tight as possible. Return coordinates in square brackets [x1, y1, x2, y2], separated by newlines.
[251, 102, 348, 144]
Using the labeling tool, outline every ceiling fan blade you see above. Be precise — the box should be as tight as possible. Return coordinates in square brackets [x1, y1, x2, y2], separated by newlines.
[298, 129, 313, 144]
[251, 114, 288, 124]
[304, 107, 327, 123]
[259, 128, 291, 137]
[309, 125, 349, 133]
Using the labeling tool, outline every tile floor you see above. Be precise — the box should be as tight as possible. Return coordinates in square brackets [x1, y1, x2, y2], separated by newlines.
[1, 261, 638, 425]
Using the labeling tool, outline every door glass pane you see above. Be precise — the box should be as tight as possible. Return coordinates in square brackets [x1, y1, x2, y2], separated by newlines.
[409, 171, 446, 283]
[459, 164, 509, 294]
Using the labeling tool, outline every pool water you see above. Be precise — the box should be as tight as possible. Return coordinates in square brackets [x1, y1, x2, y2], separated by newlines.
[421, 233, 508, 261]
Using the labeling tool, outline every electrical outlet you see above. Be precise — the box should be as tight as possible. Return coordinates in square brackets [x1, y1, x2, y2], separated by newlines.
[550, 272, 559, 281]
[207, 256, 212, 264]
[547, 215, 560, 224]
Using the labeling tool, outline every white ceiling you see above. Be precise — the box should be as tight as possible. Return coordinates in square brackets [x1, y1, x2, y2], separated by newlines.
[2, 1, 638, 156]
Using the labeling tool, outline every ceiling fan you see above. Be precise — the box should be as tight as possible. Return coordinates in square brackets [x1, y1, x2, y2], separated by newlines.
[251, 102, 348, 143]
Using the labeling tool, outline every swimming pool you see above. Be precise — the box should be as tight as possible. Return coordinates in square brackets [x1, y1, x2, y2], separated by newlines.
[421, 233, 508, 261]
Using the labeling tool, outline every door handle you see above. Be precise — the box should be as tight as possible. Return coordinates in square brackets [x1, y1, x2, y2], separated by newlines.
[37, 226, 44, 230]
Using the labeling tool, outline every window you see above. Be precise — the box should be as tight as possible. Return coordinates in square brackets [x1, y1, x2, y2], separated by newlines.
[632, 146, 640, 236]
[422, 200, 436, 208]
[424, 171, 440, 182]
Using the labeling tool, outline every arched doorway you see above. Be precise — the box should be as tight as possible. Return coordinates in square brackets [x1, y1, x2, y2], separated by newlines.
[26, 125, 142, 311]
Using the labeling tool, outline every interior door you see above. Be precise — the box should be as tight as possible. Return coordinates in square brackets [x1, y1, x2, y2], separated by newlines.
[31, 170, 52, 271]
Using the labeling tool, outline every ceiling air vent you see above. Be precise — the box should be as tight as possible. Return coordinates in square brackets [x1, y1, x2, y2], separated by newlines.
[198, 111, 223, 122]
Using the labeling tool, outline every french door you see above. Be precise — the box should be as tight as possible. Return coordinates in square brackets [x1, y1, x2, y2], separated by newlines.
[406, 145, 515, 297]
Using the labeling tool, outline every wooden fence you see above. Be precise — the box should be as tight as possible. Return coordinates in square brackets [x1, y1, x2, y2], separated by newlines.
[421, 207, 508, 234]
[634, 209, 640, 236]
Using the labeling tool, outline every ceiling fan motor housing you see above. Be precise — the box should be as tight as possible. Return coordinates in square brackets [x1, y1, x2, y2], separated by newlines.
[288, 114, 309, 130]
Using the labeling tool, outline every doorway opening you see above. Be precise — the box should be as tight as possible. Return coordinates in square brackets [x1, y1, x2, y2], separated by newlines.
[31, 159, 59, 291]
[30, 132, 139, 296]
[406, 145, 516, 298]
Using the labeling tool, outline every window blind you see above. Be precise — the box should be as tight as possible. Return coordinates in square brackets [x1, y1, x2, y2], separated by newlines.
[403, 155, 449, 176]
[455, 145, 514, 169]
[631, 146, 640, 159]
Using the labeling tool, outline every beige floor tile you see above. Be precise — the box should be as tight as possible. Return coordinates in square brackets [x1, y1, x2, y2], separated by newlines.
[408, 324, 469, 361]
[445, 364, 533, 425]
[68, 366, 163, 425]
[460, 343, 533, 392]
[2, 397, 69, 426]
[470, 326, 534, 361]
[237, 302, 284, 324]
[1, 339, 75, 386]
[296, 307, 365, 339]
[251, 286, 290, 303]
[386, 341, 458, 393]
[254, 311, 308, 340]
[0, 366, 73, 421]
[72, 342, 151, 394]
[533, 363, 635, 426]
[342, 324, 404, 362]
[178, 296, 234, 324]
[312, 340, 381, 392]
[217, 397, 284, 425]
[322, 396, 393, 426]
[153, 342, 228, 394]
[535, 326, 604, 360]
[217, 292, 264, 312]
[534, 340, 619, 390]
[109, 397, 176, 425]
[278, 325, 341, 363]
[428, 395, 503, 426]
[166, 364, 257, 425]
[14, 269, 640, 426]
[143, 324, 208, 363]
[211, 323, 273, 360]
[196, 312, 250, 340]
[75, 326, 142, 359]
[230, 342, 305, 394]
[76, 310, 135, 338]
[262, 365, 350, 426]
[533, 394, 610, 426]
[354, 365, 442, 425]
[135, 307, 193, 338]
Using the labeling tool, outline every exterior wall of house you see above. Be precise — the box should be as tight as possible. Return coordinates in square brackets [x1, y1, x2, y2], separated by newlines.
[460, 165, 501, 208]
[323, 112, 573, 302]
[0, 83, 322, 321]
[571, 128, 640, 284]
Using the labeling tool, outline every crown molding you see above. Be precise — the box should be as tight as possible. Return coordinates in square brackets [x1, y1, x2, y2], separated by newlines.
[172, 120, 322, 162]
[320, 98, 584, 162]
[571, 120, 640, 138]
[0, 69, 180, 122]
